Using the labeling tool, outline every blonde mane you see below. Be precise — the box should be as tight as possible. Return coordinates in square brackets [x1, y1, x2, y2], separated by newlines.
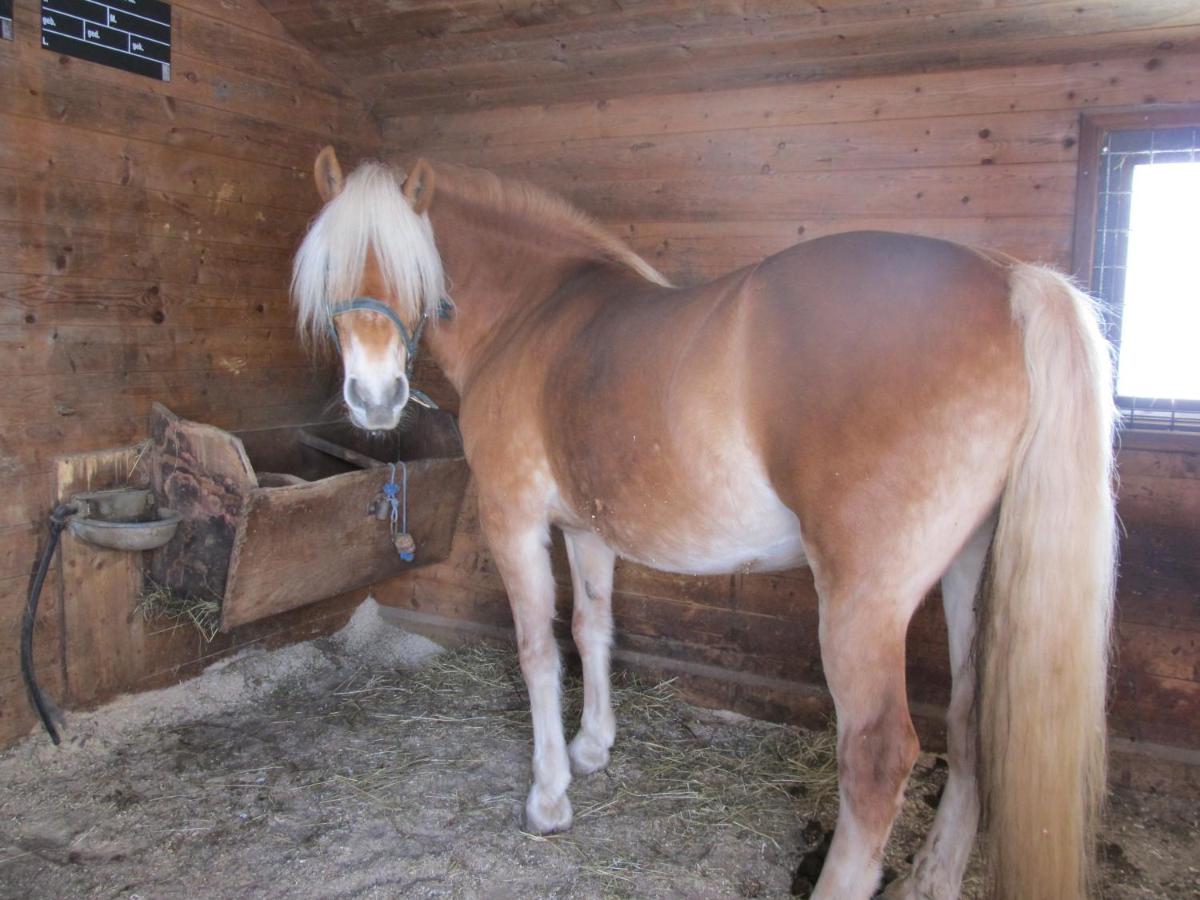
[432, 163, 671, 288]
[291, 162, 444, 346]
[292, 162, 669, 347]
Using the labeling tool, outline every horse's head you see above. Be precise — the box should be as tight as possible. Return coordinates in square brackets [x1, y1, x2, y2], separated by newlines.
[292, 147, 443, 431]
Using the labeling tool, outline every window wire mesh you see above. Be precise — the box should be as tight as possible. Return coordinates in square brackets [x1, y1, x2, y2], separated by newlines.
[1092, 125, 1200, 433]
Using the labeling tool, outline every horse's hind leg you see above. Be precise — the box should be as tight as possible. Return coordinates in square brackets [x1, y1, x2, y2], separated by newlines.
[813, 585, 922, 900]
[563, 529, 617, 775]
[481, 509, 573, 833]
[883, 515, 995, 900]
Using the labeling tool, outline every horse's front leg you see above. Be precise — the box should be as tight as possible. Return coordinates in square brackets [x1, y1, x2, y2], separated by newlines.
[481, 508, 573, 833]
[563, 529, 617, 775]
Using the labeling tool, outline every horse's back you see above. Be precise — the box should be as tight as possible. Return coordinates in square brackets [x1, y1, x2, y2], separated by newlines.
[744, 230, 1024, 436]
[743, 230, 1028, 585]
[751, 229, 1014, 326]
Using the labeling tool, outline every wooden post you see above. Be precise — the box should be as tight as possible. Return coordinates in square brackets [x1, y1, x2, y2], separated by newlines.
[55, 445, 150, 705]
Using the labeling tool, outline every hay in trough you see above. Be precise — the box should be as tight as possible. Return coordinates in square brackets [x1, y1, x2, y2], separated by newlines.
[135, 580, 222, 643]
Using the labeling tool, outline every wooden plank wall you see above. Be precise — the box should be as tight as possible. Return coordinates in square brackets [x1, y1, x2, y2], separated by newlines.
[374, 51, 1200, 755]
[0, 0, 379, 745]
[268, 0, 1200, 118]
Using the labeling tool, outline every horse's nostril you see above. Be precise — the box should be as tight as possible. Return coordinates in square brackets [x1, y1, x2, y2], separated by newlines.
[347, 377, 367, 409]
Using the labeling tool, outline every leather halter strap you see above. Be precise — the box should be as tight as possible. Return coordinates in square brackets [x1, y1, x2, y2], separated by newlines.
[326, 296, 454, 410]
[328, 297, 423, 370]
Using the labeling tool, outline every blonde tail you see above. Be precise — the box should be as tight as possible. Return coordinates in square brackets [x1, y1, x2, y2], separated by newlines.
[980, 265, 1117, 900]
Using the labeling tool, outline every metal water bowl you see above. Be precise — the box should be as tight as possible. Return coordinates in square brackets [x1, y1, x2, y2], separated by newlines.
[68, 488, 181, 551]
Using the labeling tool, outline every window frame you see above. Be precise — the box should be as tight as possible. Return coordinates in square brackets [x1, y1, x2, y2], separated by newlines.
[1072, 105, 1200, 447]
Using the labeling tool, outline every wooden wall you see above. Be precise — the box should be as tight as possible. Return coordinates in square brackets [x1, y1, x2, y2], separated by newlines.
[0, 0, 378, 745]
[374, 50, 1200, 761]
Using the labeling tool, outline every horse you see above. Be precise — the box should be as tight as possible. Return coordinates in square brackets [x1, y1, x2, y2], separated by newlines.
[291, 146, 1116, 900]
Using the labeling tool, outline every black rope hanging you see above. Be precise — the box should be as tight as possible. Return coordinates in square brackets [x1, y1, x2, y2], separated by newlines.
[20, 503, 78, 746]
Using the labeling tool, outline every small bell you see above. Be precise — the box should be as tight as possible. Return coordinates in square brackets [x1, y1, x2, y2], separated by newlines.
[393, 531, 416, 561]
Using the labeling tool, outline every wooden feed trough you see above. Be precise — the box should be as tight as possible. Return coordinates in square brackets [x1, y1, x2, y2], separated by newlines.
[148, 403, 469, 631]
[52, 401, 469, 677]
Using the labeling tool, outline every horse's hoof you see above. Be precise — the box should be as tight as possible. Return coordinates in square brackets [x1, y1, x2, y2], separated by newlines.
[524, 785, 573, 834]
[568, 732, 611, 776]
[790, 823, 834, 897]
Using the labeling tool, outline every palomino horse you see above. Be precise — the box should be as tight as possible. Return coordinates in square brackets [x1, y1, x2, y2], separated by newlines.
[293, 147, 1116, 900]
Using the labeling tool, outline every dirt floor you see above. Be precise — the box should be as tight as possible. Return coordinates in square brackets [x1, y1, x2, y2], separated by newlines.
[1, 600, 1197, 899]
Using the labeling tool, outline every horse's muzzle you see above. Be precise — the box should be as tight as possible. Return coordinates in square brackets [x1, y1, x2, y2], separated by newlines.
[345, 375, 408, 431]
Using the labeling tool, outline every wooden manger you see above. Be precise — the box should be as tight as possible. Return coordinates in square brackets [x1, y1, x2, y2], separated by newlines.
[144, 403, 470, 630]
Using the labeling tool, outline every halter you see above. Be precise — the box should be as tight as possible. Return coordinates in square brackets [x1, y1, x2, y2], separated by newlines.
[326, 295, 454, 409]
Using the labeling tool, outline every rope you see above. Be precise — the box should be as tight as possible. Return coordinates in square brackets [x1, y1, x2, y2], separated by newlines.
[21, 503, 77, 746]
[384, 462, 414, 562]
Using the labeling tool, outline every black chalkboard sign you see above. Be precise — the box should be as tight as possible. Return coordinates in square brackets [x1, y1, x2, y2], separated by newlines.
[41, 0, 171, 81]
[1, 0, 13, 42]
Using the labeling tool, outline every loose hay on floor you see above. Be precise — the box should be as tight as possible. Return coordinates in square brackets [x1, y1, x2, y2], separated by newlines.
[0, 600, 1196, 899]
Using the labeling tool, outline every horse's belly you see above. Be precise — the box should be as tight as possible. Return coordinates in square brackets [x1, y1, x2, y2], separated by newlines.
[548, 401, 808, 576]
[608, 479, 809, 577]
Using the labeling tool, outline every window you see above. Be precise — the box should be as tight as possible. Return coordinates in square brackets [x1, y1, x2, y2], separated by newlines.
[1074, 109, 1200, 433]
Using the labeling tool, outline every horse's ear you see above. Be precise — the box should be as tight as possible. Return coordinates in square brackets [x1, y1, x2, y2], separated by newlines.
[403, 159, 436, 215]
[314, 146, 344, 203]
